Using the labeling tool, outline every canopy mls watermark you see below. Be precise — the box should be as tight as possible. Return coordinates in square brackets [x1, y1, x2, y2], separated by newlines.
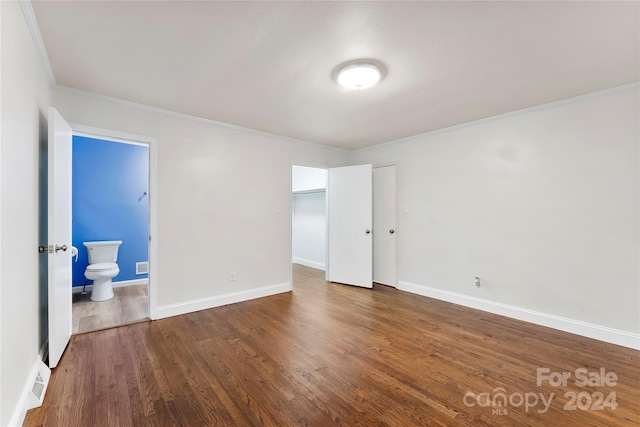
[464, 367, 618, 417]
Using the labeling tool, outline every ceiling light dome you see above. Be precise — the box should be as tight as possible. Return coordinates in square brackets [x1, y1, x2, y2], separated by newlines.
[337, 63, 381, 90]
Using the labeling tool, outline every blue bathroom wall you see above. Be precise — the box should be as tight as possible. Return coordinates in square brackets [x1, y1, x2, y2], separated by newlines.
[72, 135, 149, 286]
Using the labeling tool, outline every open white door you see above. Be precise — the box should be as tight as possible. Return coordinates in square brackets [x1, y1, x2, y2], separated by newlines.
[47, 107, 73, 368]
[373, 165, 397, 286]
[327, 164, 373, 288]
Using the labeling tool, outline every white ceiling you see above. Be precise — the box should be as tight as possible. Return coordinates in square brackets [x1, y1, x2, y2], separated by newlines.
[32, 1, 639, 150]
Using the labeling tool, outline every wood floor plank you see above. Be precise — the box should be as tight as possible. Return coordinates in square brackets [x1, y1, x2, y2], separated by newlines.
[25, 264, 639, 426]
[72, 284, 148, 334]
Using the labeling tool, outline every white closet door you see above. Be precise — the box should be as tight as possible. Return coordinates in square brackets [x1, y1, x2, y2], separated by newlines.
[327, 164, 372, 288]
[373, 165, 397, 287]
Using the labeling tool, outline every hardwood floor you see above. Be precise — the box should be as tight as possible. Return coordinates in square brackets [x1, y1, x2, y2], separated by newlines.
[72, 284, 148, 334]
[26, 265, 639, 426]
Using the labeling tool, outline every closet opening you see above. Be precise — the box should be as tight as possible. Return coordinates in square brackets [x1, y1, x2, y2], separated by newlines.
[291, 165, 328, 280]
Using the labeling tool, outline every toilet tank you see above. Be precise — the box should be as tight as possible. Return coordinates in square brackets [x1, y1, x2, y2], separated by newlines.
[83, 240, 122, 264]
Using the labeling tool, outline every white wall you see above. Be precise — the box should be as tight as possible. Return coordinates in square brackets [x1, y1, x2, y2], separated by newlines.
[292, 165, 327, 192]
[0, 1, 4, 422]
[292, 192, 326, 270]
[1, 2, 52, 425]
[52, 88, 349, 318]
[353, 85, 640, 346]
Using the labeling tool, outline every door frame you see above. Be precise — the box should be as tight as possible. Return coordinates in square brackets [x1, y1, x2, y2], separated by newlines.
[289, 162, 397, 289]
[71, 124, 158, 319]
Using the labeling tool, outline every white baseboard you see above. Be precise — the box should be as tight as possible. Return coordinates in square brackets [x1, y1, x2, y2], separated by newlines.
[72, 278, 149, 293]
[114, 278, 149, 287]
[8, 356, 51, 427]
[292, 258, 326, 271]
[398, 281, 640, 350]
[155, 282, 291, 319]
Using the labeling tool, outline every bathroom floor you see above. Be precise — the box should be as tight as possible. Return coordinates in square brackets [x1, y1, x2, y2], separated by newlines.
[72, 284, 148, 334]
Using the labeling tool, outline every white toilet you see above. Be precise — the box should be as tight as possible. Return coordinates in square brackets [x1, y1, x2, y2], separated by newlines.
[83, 240, 122, 301]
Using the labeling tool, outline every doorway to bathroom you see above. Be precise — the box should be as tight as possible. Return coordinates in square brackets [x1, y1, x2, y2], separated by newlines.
[70, 132, 150, 334]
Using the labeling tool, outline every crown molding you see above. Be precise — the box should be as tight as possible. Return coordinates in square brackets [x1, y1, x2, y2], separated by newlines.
[20, 0, 346, 153]
[55, 85, 349, 153]
[355, 81, 640, 153]
[20, 0, 56, 86]
[21, 0, 637, 153]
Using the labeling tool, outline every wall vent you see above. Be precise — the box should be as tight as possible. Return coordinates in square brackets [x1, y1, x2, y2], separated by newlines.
[136, 262, 149, 275]
[27, 360, 51, 409]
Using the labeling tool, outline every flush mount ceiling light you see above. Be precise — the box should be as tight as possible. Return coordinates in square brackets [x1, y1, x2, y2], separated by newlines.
[337, 63, 381, 90]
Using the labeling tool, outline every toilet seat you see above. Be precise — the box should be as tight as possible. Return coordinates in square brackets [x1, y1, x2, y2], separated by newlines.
[86, 262, 118, 272]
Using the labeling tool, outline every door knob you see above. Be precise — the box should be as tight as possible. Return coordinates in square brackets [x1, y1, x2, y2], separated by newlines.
[55, 244, 68, 253]
[390, 229, 395, 234]
[365, 229, 371, 234]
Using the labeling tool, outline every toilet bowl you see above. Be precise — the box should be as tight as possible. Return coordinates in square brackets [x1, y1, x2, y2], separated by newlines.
[83, 240, 122, 302]
[85, 263, 120, 301]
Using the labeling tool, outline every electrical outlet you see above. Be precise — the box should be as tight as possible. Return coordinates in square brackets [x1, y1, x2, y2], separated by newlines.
[474, 276, 481, 288]
[230, 272, 236, 282]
